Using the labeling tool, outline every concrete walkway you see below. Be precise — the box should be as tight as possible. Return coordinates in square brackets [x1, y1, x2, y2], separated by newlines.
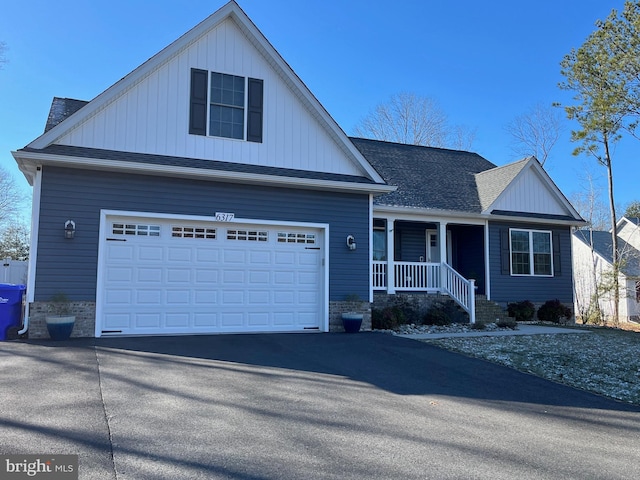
[397, 324, 592, 340]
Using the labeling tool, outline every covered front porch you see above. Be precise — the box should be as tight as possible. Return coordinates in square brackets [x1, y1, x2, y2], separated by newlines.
[372, 217, 487, 323]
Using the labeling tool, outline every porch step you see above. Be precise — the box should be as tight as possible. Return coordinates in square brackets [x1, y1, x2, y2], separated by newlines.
[474, 295, 509, 324]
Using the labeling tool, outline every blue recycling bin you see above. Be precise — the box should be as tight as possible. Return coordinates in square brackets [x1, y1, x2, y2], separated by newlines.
[0, 284, 26, 340]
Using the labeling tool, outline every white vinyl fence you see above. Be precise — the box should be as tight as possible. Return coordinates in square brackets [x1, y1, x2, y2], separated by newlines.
[2, 259, 28, 285]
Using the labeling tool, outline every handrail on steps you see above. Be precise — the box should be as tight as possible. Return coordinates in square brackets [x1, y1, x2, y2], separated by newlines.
[442, 262, 476, 324]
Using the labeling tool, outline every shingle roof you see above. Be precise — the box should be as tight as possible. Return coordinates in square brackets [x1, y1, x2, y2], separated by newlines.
[573, 229, 640, 277]
[475, 158, 530, 211]
[349, 137, 496, 212]
[44, 98, 88, 133]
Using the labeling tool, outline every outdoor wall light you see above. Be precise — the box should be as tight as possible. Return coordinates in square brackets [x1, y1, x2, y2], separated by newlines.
[64, 220, 76, 239]
[346, 234, 356, 251]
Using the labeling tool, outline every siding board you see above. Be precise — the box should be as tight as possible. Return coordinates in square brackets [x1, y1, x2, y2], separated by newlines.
[488, 221, 573, 304]
[36, 166, 369, 303]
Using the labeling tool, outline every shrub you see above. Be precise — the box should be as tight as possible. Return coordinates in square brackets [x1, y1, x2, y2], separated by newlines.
[496, 318, 518, 329]
[537, 299, 572, 324]
[471, 321, 487, 330]
[372, 306, 405, 330]
[507, 300, 536, 322]
[423, 308, 451, 326]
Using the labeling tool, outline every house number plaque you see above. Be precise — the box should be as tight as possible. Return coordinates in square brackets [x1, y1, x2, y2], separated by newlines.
[215, 212, 235, 222]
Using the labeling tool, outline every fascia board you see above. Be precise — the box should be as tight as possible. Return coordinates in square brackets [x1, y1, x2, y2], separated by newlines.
[13, 150, 396, 195]
[486, 212, 587, 227]
[374, 204, 586, 227]
[373, 205, 487, 224]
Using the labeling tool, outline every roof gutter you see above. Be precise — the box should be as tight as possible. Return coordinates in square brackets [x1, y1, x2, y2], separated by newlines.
[12, 150, 397, 195]
[374, 204, 586, 227]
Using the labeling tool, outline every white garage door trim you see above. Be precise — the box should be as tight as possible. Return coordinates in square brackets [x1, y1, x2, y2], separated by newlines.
[95, 210, 329, 337]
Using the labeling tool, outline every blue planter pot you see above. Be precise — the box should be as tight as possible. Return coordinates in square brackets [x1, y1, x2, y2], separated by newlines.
[46, 316, 75, 340]
[342, 313, 363, 333]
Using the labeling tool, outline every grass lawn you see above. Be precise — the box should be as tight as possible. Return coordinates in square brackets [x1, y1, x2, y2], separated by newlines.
[423, 326, 640, 405]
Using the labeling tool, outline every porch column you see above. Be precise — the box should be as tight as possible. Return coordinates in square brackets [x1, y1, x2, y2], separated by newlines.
[439, 221, 448, 289]
[387, 219, 395, 294]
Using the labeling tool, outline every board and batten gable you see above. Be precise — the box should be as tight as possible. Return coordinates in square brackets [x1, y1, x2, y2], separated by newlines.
[35, 166, 370, 303]
[49, 16, 364, 178]
[488, 221, 574, 304]
[489, 167, 570, 216]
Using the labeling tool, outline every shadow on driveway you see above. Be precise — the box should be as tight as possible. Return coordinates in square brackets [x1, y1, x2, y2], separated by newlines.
[3, 332, 640, 480]
[90, 332, 639, 411]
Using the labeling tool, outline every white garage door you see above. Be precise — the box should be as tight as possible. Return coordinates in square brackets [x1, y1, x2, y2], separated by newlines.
[97, 215, 325, 336]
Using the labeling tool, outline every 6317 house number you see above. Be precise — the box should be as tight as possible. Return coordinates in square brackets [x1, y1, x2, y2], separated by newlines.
[215, 212, 235, 222]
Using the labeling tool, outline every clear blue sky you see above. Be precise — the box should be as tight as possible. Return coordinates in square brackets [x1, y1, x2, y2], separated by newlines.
[0, 0, 634, 221]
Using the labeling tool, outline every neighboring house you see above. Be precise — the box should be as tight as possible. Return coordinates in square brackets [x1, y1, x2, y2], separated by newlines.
[12, 1, 585, 339]
[573, 217, 640, 323]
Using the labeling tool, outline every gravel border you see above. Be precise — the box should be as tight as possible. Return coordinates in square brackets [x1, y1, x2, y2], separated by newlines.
[419, 327, 640, 405]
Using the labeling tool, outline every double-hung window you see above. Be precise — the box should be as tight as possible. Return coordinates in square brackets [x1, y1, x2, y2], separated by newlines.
[210, 73, 245, 140]
[510, 229, 553, 276]
[189, 69, 263, 142]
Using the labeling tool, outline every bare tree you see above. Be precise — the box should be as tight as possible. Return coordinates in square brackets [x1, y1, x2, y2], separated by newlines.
[0, 221, 29, 261]
[505, 103, 564, 166]
[353, 92, 475, 149]
[569, 167, 610, 231]
[0, 167, 27, 226]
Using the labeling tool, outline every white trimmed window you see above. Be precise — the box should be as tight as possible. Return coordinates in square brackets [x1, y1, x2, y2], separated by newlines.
[510, 229, 553, 276]
[189, 69, 263, 142]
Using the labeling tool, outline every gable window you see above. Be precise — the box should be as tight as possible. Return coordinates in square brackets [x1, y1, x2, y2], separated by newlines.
[510, 229, 553, 276]
[189, 68, 263, 142]
[210, 73, 245, 139]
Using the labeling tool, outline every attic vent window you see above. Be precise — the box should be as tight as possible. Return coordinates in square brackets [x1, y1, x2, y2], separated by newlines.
[189, 69, 263, 143]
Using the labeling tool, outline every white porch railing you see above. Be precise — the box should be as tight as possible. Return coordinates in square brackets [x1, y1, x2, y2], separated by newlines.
[442, 262, 475, 324]
[372, 261, 476, 323]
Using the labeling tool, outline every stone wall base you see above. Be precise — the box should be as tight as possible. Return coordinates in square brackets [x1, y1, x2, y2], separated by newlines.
[28, 301, 96, 339]
[329, 300, 372, 332]
[27, 301, 372, 337]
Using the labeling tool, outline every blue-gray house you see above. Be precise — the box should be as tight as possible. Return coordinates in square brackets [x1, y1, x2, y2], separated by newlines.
[12, 1, 584, 338]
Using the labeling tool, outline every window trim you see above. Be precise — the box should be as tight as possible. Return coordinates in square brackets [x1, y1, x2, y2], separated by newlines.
[509, 228, 554, 277]
[189, 69, 263, 143]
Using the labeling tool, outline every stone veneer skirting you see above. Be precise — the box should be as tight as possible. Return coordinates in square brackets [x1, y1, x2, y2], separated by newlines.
[28, 301, 97, 339]
[28, 301, 370, 337]
[329, 300, 372, 332]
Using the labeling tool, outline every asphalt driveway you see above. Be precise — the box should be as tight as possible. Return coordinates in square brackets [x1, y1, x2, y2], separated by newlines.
[1, 333, 639, 479]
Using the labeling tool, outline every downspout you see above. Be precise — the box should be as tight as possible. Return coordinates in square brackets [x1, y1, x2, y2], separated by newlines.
[18, 166, 42, 336]
[18, 302, 29, 336]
